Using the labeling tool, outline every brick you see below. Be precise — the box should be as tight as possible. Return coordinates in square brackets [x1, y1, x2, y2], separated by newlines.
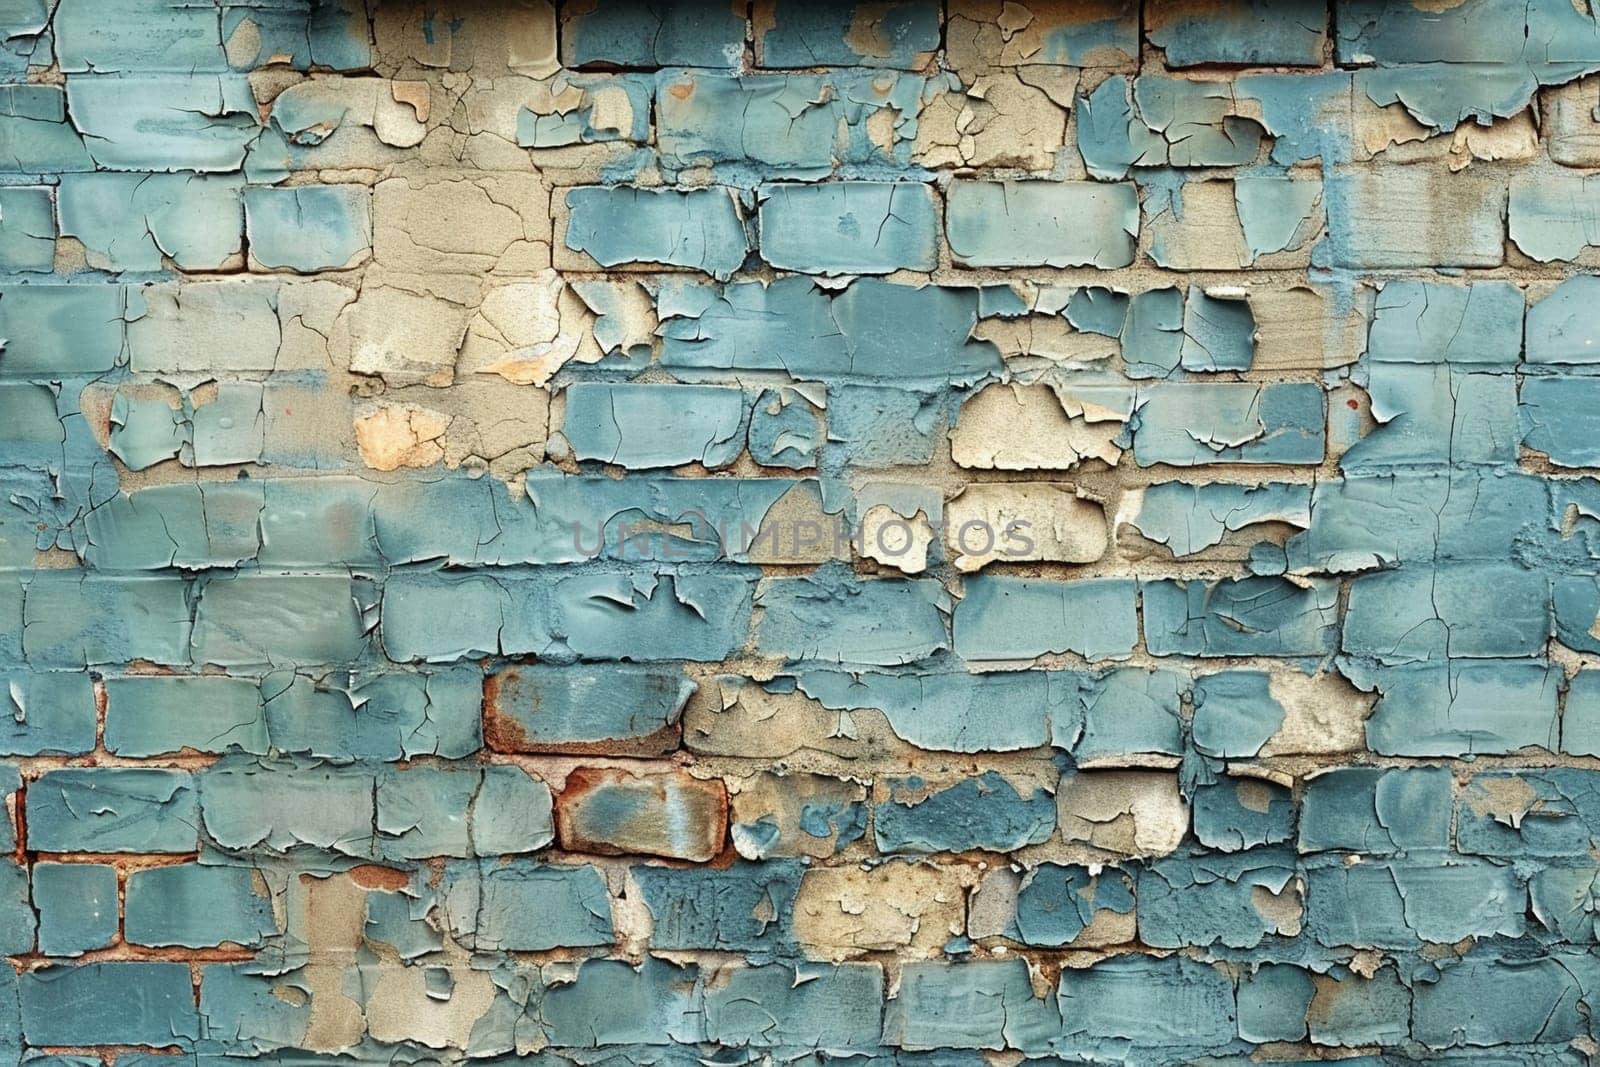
[1132, 382, 1326, 467]
[1056, 770, 1188, 857]
[59, 172, 242, 271]
[728, 771, 866, 859]
[379, 571, 545, 662]
[105, 675, 267, 757]
[946, 179, 1138, 268]
[1530, 864, 1600, 941]
[0, 85, 93, 174]
[200, 761, 375, 857]
[953, 576, 1137, 664]
[1147, 0, 1326, 67]
[1057, 955, 1236, 1051]
[1298, 766, 1452, 855]
[0, 186, 53, 271]
[0, 284, 124, 378]
[438, 860, 612, 951]
[1189, 671, 1285, 758]
[224, 2, 369, 70]
[376, 764, 554, 860]
[1456, 769, 1600, 859]
[793, 665, 1066, 752]
[633, 861, 801, 951]
[192, 573, 374, 668]
[1413, 952, 1590, 1048]
[1308, 965, 1410, 1047]
[758, 181, 938, 274]
[244, 185, 372, 272]
[539, 957, 704, 1047]
[1343, 563, 1549, 663]
[55, 0, 227, 73]
[1072, 667, 1185, 762]
[1138, 849, 1303, 949]
[33, 862, 115, 957]
[21, 962, 200, 1047]
[793, 860, 967, 959]
[943, 482, 1107, 570]
[1238, 963, 1313, 1044]
[1562, 669, 1600, 755]
[704, 961, 884, 1049]
[826, 383, 944, 466]
[1368, 280, 1523, 365]
[0, 859, 32, 956]
[1353, 658, 1561, 757]
[29, 768, 199, 854]
[518, 73, 654, 148]
[125, 864, 276, 949]
[1192, 775, 1295, 852]
[0, 671, 95, 756]
[196, 962, 309, 1052]
[260, 667, 482, 762]
[563, 186, 749, 279]
[560, 382, 747, 469]
[561, 0, 744, 67]
[1144, 577, 1339, 659]
[1523, 375, 1600, 466]
[1290, 470, 1541, 573]
[656, 70, 928, 177]
[126, 280, 281, 374]
[1546, 73, 1600, 165]
[951, 381, 1130, 471]
[885, 959, 1058, 1052]
[555, 571, 753, 661]
[1529, 276, 1600, 365]
[874, 771, 1055, 853]
[191, 383, 265, 465]
[484, 663, 693, 755]
[1078, 76, 1267, 180]
[658, 276, 1001, 383]
[65, 74, 259, 172]
[755, 0, 938, 69]
[1147, 175, 1321, 270]
[1322, 164, 1507, 269]
[946, 0, 1138, 71]
[1304, 858, 1523, 949]
[1338, 0, 1600, 66]
[20, 575, 192, 668]
[1013, 863, 1136, 947]
[557, 766, 726, 861]
[757, 571, 947, 666]
[747, 386, 824, 467]
[370, 171, 550, 276]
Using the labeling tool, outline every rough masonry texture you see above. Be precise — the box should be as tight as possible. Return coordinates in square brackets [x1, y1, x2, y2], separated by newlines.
[3, 0, 1600, 1062]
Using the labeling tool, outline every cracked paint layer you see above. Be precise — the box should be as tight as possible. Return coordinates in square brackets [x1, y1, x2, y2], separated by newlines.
[0, 0, 1597, 1061]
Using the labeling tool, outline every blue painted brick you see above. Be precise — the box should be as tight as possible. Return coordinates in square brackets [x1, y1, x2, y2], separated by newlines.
[29, 769, 199, 854]
[953, 576, 1137, 664]
[125, 864, 276, 948]
[33, 862, 115, 957]
[758, 182, 938, 274]
[21, 962, 200, 1047]
[874, 772, 1055, 854]
[243, 185, 370, 272]
[565, 186, 749, 279]
[437, 861, 610, 953]
[1298, 766, 1452, 855]
[562, 0, 745, 68]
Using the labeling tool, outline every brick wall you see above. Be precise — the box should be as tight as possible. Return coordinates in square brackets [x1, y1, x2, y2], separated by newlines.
[0, 0, 1596, 1060]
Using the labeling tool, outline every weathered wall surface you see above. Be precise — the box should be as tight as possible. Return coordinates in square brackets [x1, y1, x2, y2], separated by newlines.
[1, 0, 1598, 1061]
